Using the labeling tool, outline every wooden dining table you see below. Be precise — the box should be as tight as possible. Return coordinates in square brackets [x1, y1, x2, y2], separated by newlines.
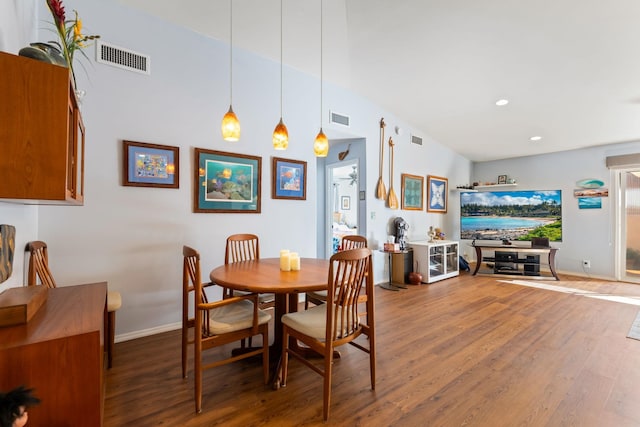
[210, 257, 330, 385]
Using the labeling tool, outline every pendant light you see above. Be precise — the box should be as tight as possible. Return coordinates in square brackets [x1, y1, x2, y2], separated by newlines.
[221, 0, 240, 141]
[273, 0, 289, 150]
[313, 0, 329, 157]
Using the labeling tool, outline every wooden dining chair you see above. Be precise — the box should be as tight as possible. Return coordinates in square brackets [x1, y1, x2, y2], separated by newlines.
[181, 264, 214, 379]
[224, 234, 275, 310]
[26, 240, 122, 368]
[281, 247, 376, 421]
[182, 246, 271, 413]
[305, 235, 368, 309]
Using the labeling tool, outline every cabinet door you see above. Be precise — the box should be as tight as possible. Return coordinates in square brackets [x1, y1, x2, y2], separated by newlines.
[429, 245, 445, 278]
[445, 243, 459, 273]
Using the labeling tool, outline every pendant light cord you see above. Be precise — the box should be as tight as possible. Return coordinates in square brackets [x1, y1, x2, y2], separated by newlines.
[320, 0, 323, 127]
[230, 0, 233, 105]
[280, 0, 283, 118]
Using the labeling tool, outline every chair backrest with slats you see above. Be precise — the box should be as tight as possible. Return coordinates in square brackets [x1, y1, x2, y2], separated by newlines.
[341, 235, 367, 251]
[183, 246, 210, 334]
[326, 248, 372, 342]
[27, 241, 57, 288]
[225, 234, 260, 264]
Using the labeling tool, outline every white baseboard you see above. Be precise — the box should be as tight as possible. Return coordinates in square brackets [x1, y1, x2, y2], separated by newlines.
[115, 321, 181, 343]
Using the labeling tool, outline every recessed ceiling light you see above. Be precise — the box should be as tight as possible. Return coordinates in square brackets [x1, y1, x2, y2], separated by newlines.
[530, 136, 542, 141]
[495, 99, 509, 106]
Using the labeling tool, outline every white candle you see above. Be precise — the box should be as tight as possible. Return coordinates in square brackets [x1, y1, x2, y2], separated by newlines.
[290, 252, 300, 271]
[280, 250, 291, 271]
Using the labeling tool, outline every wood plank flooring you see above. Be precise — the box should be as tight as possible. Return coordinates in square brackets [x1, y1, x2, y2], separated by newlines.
[104, 272, 640, 426]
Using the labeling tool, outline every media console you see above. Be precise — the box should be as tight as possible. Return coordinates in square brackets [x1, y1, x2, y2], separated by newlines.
[471, 244, 559, 280]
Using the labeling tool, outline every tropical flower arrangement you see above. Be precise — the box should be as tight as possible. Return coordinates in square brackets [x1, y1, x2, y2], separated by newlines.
[45, 0, 99, 86]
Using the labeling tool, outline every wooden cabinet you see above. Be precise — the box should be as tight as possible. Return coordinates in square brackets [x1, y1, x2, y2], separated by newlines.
[408, 240, 459, 283]
[0, 283, 106, 426]
[0, 51, 85, 204]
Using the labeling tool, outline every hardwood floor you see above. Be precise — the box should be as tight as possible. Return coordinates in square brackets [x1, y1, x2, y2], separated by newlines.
[104, 272, 640, 426]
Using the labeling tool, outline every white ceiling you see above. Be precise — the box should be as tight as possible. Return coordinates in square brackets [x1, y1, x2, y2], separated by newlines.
[119, 0, 640, 161]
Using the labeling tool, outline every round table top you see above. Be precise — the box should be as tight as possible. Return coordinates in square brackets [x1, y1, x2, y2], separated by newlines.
[209, 257, 329, 294]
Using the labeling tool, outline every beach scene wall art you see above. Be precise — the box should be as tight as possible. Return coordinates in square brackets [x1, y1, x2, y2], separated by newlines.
[460, 190, 562, 241]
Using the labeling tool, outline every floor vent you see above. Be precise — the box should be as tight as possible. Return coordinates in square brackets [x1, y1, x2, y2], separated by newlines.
[96, 41, 150, 75]
[330, 111, 350, 127]
[411, 134, 423, 145]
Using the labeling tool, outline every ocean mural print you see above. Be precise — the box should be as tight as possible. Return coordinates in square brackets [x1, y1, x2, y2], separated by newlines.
[460, 190, 562, 241]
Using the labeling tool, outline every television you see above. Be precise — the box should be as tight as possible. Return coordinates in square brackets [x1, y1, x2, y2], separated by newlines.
[460, 190, 562, 242]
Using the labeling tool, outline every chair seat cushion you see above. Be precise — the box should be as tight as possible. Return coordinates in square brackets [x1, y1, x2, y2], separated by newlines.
[208, 300, 272, 335]
[282, 304, 327, 339]
[107, 290, 122, 312]
[282, 304, 358, 340]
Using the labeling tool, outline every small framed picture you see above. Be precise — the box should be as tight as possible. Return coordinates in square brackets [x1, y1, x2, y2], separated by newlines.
[427, 175, 448, 213]
[122, 140, 179, 188]
[498, 175, 507, 184]
[341, 196, 350, 210]
[401, 173, 424, 211]
[271, 157, 307, 200]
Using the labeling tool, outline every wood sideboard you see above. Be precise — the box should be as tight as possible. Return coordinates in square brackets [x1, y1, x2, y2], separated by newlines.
[0, 282, 107, 426]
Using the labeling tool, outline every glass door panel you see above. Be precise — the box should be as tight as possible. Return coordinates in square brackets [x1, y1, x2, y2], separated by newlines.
[624, 171, 640, 282]
[430, 245, 444, 277]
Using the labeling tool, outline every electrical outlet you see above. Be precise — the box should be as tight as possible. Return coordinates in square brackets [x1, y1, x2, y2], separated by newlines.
[583, 259, 591, 268]
[370, 211, 376, 220]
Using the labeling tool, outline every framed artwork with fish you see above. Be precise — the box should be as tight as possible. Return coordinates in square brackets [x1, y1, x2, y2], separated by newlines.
[271, 157, 307, 200]
[194, 148, 261, 213]
[427, 175, 448, 213]
[123, 140, 179, 188]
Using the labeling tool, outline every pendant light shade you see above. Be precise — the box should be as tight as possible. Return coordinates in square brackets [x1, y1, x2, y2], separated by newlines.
[273, 0, 289, 150]
[273, 118, 289, 150]
[221, 0, 240, 142]
[222, 106, 240, 141]
[315, 0, 328, 157]
[314, 128, 328, 157]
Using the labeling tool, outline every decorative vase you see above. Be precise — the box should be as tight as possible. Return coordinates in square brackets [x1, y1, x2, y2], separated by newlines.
[18, 42, 67, 68]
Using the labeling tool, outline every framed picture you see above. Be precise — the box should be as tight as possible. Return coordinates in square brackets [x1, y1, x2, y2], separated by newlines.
[271, 157, 307, 200]
[573, 188, 608, 198]
[122, 140, 179, 188]
[401, 173, 424, 210]
[498, 174, 507, 184]
[427, 175, 448, 213]
[341, 196, 350, 210]
[194, 148, 261, 213]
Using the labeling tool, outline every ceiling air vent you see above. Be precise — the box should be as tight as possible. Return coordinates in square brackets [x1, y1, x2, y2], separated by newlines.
[411, 134, 423, 145]
[96, 41, 150, 75]
[329, 111, 350, 127]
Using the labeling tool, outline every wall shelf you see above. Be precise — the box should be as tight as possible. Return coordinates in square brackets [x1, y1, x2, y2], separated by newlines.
[473, 183, 517, 190]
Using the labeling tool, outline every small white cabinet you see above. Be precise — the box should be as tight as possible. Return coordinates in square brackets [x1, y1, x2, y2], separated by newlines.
[408, 240, 459, 283]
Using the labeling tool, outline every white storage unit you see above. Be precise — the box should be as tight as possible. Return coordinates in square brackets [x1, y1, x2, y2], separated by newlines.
[408, 240, 459, 283]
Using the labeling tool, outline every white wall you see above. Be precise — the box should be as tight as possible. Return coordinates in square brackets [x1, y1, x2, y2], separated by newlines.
[472, 141, 640, 279]
[0, 0, 471, 340]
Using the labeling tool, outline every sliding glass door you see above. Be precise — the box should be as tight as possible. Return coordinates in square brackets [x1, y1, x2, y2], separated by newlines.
[618, 170, 640, 283]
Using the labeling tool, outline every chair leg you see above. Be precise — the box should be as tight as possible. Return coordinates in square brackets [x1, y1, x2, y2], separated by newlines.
[323, 350, 333, 421]
[107, 310, 116, 369]
[262, 327, 269, 385]
[181, 323, 188, 379]
[281, 326, 289, 387]
[195, 359, 202, 413]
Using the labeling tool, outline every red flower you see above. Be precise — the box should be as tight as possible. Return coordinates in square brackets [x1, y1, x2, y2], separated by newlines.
[46, 0, 66, 26]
